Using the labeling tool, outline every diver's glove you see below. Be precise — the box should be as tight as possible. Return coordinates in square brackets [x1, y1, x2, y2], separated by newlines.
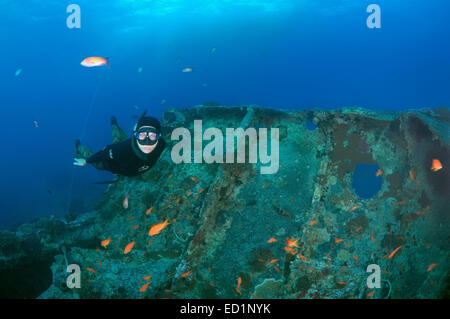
[73, 158, 87, 166]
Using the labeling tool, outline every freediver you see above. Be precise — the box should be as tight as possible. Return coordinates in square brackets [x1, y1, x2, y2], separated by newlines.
[73, 111, 166, 180]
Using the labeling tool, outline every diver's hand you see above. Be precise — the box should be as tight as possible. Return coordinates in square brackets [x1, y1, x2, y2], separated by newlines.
[73, 158, 87, 166]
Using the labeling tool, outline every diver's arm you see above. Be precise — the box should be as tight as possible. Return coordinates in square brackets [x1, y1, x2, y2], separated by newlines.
[85, 148, 111, 164]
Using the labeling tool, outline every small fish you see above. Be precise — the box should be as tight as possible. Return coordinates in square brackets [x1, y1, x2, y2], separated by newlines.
[269, 259, 279, 264]
[355, 227, 362, 232]
[267, 238, 278, 243]
[308, 220, 318, 226]
[145, 206, 153, 215]
[148, 219, 170, 236]
[161, 99, 166, 104]
[387, 245, 402, 259]
[33, 120, 39, 128]
[15, 68, 22, 76]
[124, 241, 136, 254]
[180, 270, 191, 278]
[366, 290, 376, 297]
[273, 266, 281, 273]
[352, 255, 359, 261]
[376, 169, 383, 177]
[209, 281, 216, 287]
[210, 47, 217, 54]
[186, 190, 191, 196]
[298, 254, 308, 261]
[137, 67, 143, 73]
[101, 238, 111, 248]
[284, 246, 297, 255]
[286, 237, 300, 248]
[370, 231, 374, 242]
[182, 67, 193, 73]
[430, 159, 443, 172]
[81, 56, 110, 68]
[426, 263, 438, 272]
[143, 275, 152, 280]
[409, 169, 415, 181]
[123, 195, 129, 209]
[190, 176, 198, 183]
[87, 267, 97, 274]
[349, 205, 359, 212]
[235, 277, 242, 295]
[335, 238, 344, 244]
[337, 281, 348, 285]
[139, 282, 150, 293]
[199, 188, 205, 193]
[134, 105, 140, 110]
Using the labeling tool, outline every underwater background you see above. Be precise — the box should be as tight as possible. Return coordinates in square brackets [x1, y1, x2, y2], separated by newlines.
[0, 0, 449, 299]
[1, 0, 449, 229]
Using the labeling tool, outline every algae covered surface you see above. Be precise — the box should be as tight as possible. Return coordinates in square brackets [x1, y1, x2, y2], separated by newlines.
[1, 105, 448, 299]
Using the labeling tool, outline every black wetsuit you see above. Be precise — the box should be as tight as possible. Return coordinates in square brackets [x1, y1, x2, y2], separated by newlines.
[86, 138, 166, 177]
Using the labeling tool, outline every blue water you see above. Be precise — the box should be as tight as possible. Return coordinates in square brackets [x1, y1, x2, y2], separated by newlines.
[0, 0, 449, 229]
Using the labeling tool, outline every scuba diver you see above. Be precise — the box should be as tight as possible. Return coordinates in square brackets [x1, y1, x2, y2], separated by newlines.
[73, 111, 166, 181]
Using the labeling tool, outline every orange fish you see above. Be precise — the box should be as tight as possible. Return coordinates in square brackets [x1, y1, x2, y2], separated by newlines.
[145, 207, 153, 215]
[142, 275, 152, 280]
[308, 220, 318, 226]
[335, 237, 344, 244]
[124, 241, 136, 254]
[367, 290, 376, 297]
[370, 231, 374, 242]
[267, 238, 277, 243]
[148, 219, 170, 236]
[349, 205, 359, 212]
[209, 281, 216, 287]
[353, 255, 359, 261]
[426, 263, 438, 272]
[139, 282, 150, 293]
[409, 169, 415, 181]
[123, 195, 129, 209]
[87, 267, 97, 274]
[81, 56, 110, 68]
[180, 271, 191, 278]
[168, 174, 173, 179]
[430, 159, 443, 172]
[376, 169, 383, 177]
[190, 176, 198, 183]
[186, 190, 191, 196]
[133, 224, 139, 230]
[269, 259, 279, 264]
[235, 277, 242, 294]
[298, 254, 308, 261]
[284, 246, 297, 255]
[199, 188, 205, 193]
[387, 245, 402, 259]
[337, 281, 348, 285]
[101, 238, 111, 248]
[286, 237, 300, 248]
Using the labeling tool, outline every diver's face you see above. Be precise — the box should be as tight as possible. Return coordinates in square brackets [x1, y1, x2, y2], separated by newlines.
[138, 141, 158, 154]
[135, 126, 159, 154]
